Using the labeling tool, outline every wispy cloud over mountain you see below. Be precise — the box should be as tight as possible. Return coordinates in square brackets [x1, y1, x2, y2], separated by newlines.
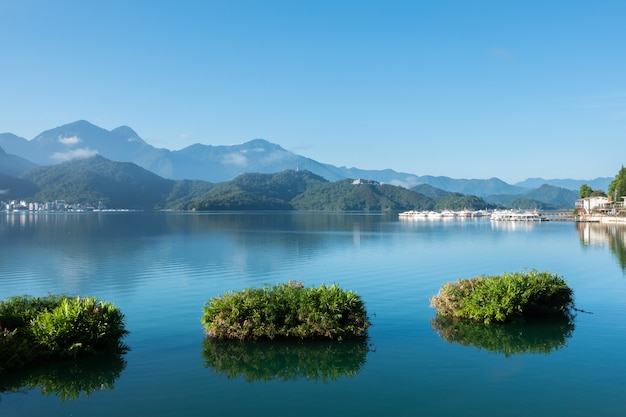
[51, 148, 98, 162]
[58, 136, 81, 146]
[221, 153, 248, 167]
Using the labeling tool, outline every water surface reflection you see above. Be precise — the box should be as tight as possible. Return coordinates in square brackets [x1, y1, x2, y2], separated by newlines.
[431, 315, 575, 357]
[0, 350, 126, 402]
[577, 222, 626, 270]
[202, 337, 370, 383]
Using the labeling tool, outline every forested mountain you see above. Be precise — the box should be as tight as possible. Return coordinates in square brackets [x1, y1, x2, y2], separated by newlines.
[0, 145, 37, 177]
[410, 183, 452, 198]
[188, 170, 327, 210]
[189, 173, 435, 212]
[291, 180, 435, 211]
[1, 151, 574, 212]
[484, 184, 578, 210]
[188, 172, 495, 212]
[0, 153, 572, 212]
[432, 194, 496, 211]
[0, 174, 39, 199]
[515, 177, 612, 192]
[409, 176, 528, 196]
[13, 155, 213, 210]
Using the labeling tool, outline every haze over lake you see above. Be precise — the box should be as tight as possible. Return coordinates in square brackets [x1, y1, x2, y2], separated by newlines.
[1, 212, 625, 416]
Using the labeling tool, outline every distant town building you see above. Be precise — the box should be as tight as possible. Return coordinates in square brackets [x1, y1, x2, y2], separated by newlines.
[352, 179, 380, 185]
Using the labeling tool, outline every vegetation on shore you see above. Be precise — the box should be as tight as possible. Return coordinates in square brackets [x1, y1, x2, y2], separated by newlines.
[430, 270, 574, 324]
[0, 295, 129, 372]
[201, 281, 370, 341]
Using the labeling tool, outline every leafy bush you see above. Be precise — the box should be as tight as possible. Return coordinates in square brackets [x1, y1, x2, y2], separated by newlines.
[430, 271, 574, 324]
[0, 295, 128, 372]
[30, 296, 128, 354]
[201, 281, 370, 340]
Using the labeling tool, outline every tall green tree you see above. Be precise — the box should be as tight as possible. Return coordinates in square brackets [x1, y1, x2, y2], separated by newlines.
[579, 184, 593, 199]
[590, 189, 607, 197]
[608, 166, 626, 201]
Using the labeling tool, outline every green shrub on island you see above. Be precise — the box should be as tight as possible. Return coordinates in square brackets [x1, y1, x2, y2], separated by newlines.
[0, 295, 128, 372]
[430, 270, 574, 324]
[201, 281, 370, 340]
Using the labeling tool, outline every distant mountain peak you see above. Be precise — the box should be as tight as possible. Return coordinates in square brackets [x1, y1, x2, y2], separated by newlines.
[238, 138, 285, 151]
[34, 120, 107, 143]
[111, 126, 143, 142]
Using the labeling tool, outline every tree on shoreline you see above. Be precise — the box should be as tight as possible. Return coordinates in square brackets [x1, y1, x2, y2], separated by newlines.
[608, 166, 626, 201]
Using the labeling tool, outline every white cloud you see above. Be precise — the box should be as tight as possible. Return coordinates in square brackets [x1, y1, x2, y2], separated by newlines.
[221, 152, 248, 167]
[0, 189, 8, 195]
[51, 148, 98, 162]
[58, 136, 81, 146]
[264, 150, 288, 163]
[241, 147, 266, 154]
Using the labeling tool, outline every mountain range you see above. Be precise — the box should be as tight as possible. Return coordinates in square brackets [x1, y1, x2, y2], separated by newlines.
[0, 120, 613, 208]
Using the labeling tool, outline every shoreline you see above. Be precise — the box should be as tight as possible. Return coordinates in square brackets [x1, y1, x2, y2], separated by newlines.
[576, 215, 626, 223]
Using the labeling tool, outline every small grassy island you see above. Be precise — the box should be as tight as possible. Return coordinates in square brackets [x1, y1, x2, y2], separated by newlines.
[0, 295, 128, 372]
[430, 270, 575, 324]
[201, 281, 370, 340]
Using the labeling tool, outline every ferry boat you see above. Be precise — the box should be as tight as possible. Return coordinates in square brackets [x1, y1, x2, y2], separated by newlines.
[490, 209, 547, 222]
[398, 209, 490, 220]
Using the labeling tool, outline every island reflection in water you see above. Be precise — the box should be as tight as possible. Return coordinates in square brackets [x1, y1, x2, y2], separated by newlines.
[431, 315, 575, 357]
[0, 350, 127, 402]
[577, 222, 626, 270]
[202, 336, 370, 383]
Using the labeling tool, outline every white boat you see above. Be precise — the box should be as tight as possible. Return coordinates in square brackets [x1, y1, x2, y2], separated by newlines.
[399, 210, 428, 218]
[441, 210, 456, 217]
[399, 209, 490, 220]
[490, 210, 547, 222]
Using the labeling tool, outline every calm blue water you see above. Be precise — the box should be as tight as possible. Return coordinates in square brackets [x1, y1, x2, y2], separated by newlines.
[1, 212, 625, 416]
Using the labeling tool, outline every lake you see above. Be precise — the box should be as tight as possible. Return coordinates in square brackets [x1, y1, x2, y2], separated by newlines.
[1, 211, 625, 416]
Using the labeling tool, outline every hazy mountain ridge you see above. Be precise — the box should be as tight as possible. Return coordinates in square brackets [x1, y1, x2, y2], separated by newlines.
[0, 120, 612, 196]
[0, 145, 38, 177]
[484, 184, 579, 210]
[514, 177, 611, 191]
[0, 154, 574, 211]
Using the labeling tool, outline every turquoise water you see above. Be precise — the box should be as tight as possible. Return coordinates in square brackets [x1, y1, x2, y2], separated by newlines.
[1, 212, 625, 416]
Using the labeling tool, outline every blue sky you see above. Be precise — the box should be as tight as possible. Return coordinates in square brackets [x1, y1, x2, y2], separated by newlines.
[1, 0, 625, 183]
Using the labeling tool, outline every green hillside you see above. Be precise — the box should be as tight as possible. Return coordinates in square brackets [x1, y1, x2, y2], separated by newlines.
[188, 172, 436, 212]
[2, 156, 535, 212]
[292, 180, 434, 211]
[17, 155, 213, 210]
[432, 193, 495, 211]
[188, 170, 326, 210]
